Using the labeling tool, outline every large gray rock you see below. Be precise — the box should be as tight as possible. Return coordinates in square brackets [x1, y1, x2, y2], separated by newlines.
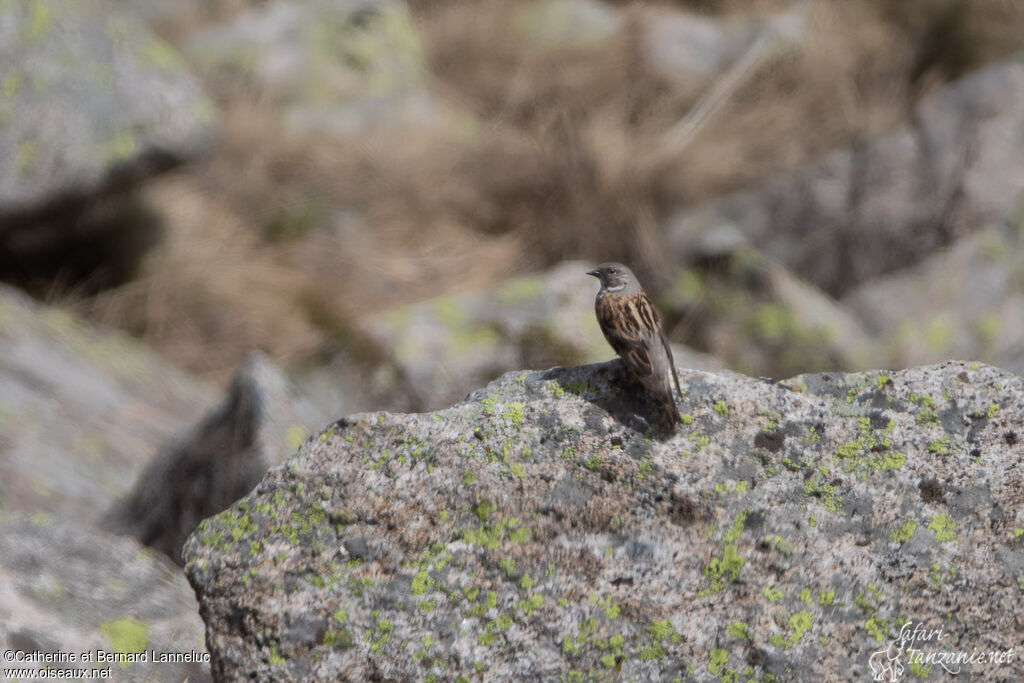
[844, 221, 1024, 375]
[514, 0, 622, 48]
[666, 56, 1024, 296]
[0, 0, 217, 227]
[184, 0, 437, 136]
[0, 511, 210, 682]
[105, 351, 329, 564]
[0, 284, 213, 523]
[663, 245, 874, 379]
[185, 359, 1023, 681]
[640, 5, 804, 85]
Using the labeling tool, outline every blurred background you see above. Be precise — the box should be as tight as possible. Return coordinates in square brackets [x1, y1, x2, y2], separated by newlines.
[4, 0, 1024, 415]
[2, 0, 1024, 672]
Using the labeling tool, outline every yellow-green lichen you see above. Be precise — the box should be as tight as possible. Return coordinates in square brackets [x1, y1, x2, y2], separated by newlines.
[854, 584, 883, 615]
[518, 594, 543, 616]
[100, 130, 137, 164]
[768, 611, 813, 649]
[497, 277, 543, 305]
[2, 70, 24, 100]
[909, 660, 933, 678]
[701, 545, 744, 594]
[544, 381, 566, 399]
[865, 617, 888, 642]
[891, 519, 917, 543]
[503, 402, 525, 426]
[639, 619, 676, 660]
[99, 617, 148, 659]
[142, 37, 184, 71]
[16, 139, 36, 179]
[411, 568, 433, 596]
[708, 648, 729, 674]
[928, 514, 956, 542]
[803, 476, 844, 514]
[25, 0, 52, 41]
[924, 316, 953, 354]
[726, 621, 750, 640]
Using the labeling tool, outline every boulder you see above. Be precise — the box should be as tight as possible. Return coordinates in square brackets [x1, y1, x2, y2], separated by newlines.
[844, 221, 1024, 375]
[0, 511, 210, 682]
[666, 57, 1024, 297]
[640, 6, 803, 84]
[0, 0, 216, 228]
[0, 284, 213, 523]
[514, 0, 622, 48]
[662, 245, 874, 378]
[184, 0, 438, 135]
[106, 351, 329, 564]
[185, 359, 1023, 680]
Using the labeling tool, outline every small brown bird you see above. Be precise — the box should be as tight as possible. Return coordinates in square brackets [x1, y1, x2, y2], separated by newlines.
[588, 262, 682, 428]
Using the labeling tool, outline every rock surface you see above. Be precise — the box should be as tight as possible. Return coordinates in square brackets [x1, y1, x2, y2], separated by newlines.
[0, 510, 210, 682]
[845, 221, 1024, 376]
[185, 0, 437, 135]
[666, 56, 1024, 297]
[663, 245, 874, 379]
[0, 284, 213, 523]
[514, 0, 622, 48]
[639, 5, 803, 85]
[0, 0, 216, 227]
[185, 359, 1024, 681]
[106, 351, 329, 564]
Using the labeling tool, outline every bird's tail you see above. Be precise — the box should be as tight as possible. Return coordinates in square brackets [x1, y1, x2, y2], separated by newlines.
[654, 391, 682, 430]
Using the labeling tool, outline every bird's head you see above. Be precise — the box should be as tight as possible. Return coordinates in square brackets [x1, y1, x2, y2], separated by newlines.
[587, 262, 638, 293]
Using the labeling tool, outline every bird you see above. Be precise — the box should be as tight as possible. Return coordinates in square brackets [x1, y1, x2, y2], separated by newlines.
[588, 262, 682, 429]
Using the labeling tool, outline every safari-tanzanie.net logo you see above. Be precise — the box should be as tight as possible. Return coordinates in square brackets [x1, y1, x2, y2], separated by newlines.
[868, 620, 1015, 681]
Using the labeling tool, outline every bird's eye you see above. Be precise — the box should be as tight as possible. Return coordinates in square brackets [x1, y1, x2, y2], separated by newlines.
[608, 268, 616, 274]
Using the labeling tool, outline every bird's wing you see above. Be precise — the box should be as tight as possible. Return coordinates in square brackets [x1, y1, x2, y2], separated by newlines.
[597, 292, 658, 378]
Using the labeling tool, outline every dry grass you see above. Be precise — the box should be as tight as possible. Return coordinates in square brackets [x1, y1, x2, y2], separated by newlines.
[77, 173, 323, 380]
[62, 0, 1024, 382]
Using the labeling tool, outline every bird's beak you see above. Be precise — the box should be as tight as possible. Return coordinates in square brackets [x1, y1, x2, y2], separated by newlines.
[586, 269, 599, 278]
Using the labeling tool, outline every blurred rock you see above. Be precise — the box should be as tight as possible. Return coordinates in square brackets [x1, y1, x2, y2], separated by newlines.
[663, 246, 873, 379]
[0, 511, 211, 682]
[106, 351, 328, 564]
[639, 6, 800, 82]
[185, 0, 439, 135]
[364, 261, 722, 411]
[845, 220, 1024, 374]
[290, 346, 421, 423]
[0, 0, 217, 229]
[0, 284, 213, 523]
[515, 0, 621, 47]
[666, 57, 1024, 297]
[185, 359, 1024, 680]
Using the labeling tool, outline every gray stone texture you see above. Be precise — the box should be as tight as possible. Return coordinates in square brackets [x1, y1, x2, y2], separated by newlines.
[185, 358, 1024, 681]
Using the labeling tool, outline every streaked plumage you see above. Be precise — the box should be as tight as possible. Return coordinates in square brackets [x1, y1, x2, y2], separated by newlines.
[588, 262, 682, 428]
